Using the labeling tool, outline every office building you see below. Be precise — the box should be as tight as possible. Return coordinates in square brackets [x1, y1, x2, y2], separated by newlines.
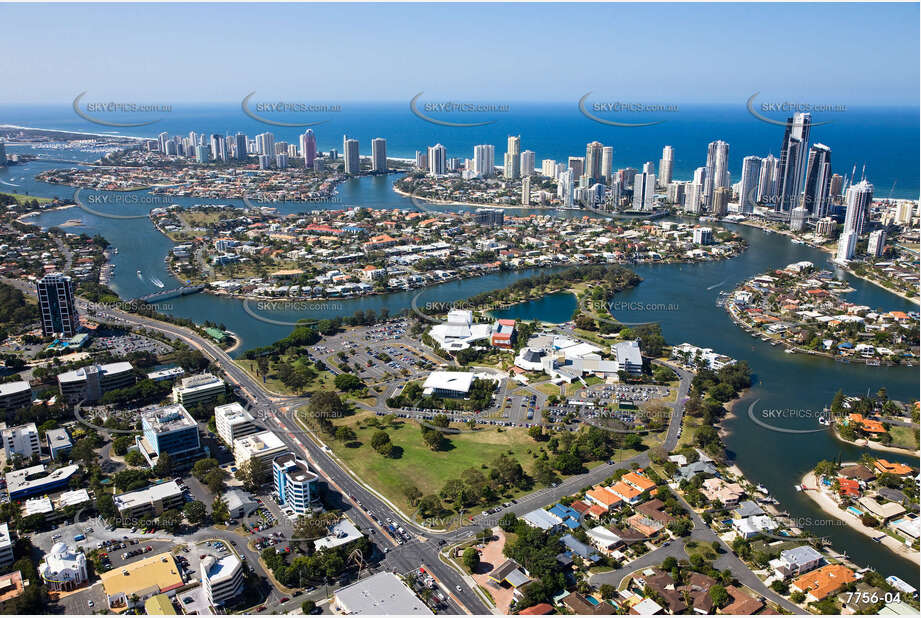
[57, 361, 135, 402]
[37, 273, 79, 338]
[711, 186, 729, 217]
[693, 227, 713, 245]
[137, 404, 201, 468]
[521, 176, 531, 206]
[541, 158, 557, 178]
[583, 141, 604, 185]
[843, 180, 873, 236]
[815, 216, 836, 238]
[99, 552, 183, 610]
[275, 153, 288, 169]
[474, 208, 504, 226]
[46, 427, 73, 460]
[113, 481, 185, 519]
[777, 112, 811, 211]
[520, 149, 535, 176]
[334, 571, 433, 616]
[427, 143, 446, 176]
[836, 230, 858, 262]
[895, 202, 915, 225]
[298, 129, 317, 168]
[738, 156, 762, 214]
[258, 154, 272, 169]
[757, 154, 780, 205]
[802, 143, 832, 217]
[613, 340, 643, 375]
[209, 134, 226, 162]
[344, 138, 360, 174]
[472, 144, 494, 178]
[504, 135, 521, 179]
[666, 181, 686, 206]
[657, 146, 673, 188]
[0, 381, 31, 412]
[422, 371, 475, 398]
[39, 542, 88, 592]
[414, 150, 427, 170]
[214, 402, 260, 445]
[632, 171, 656, 211]
[273, 453, 319, 515]
[567, 156, 584, 179]
[868, 229, 886, 257]
[601, 146, 614, 185]
[255, 132, 275, 157]
[171, 372, 225, 406]
[684, 182, 702, 214]
[1, 422, 40, 460]
[201, 555, 244, 606]
[558, 169, 574, 207]
[789, 206, 808, 232]
[0, 525, 13, 568]
[6, 463, 80, 500]
[829, 173, 844, 201]
[233, 430, 287, 468]
[234, 132, 247, 160]
[370, 137, 387, 172]
[703, 140, 730, 210]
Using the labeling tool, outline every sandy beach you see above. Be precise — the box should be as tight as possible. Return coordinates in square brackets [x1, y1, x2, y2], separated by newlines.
[831, 427, 920, 457]
[800, 470, 919, 565]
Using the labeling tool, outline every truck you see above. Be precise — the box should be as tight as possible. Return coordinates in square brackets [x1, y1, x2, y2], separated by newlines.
[73, 534, 86, 542]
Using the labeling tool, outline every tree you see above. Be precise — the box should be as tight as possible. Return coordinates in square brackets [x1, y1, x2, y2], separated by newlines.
[334, 373, 363, 392]
[335, 426, 357, 443]
[403, 485, 422, 507]
[205, 468, 227, 493]
[462, 547, 479, 571]
[211, 496, 230, 524]
[236, 457, 269, 491]
[158, 508, 182, 533]
[301, 600, 317, 614]
[709, 584, 729, 608]
[370, 430, 393, 456]
[599, 584, 617, 600]
[499, 512, 519, 533]
[528, 425, 544, 441]
[183, 500, 206, 525]
[422, 428, 444, 451]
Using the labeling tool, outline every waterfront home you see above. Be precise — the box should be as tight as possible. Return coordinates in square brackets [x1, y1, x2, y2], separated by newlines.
[770, 545, 824, 578]
[791, 564, 856, 603]
[732, 515, 779, 539]
[701, 477, 745, 506]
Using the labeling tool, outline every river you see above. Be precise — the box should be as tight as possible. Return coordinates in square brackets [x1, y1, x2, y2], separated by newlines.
[10, 155, 921, 586]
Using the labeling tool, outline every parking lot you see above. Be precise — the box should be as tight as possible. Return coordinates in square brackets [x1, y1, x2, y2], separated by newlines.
[90, 330, 174, 356]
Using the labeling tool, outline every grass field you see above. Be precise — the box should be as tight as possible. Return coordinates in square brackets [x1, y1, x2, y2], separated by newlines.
[1, 191, 53, 205]
[325, 410, 545, 516]
[887, 425, 920, 451]
[235, 358, 337, 397]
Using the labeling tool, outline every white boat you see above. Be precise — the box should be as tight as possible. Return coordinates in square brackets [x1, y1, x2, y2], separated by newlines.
[794, 485, 803, 492]
[756, 484, 769, 495]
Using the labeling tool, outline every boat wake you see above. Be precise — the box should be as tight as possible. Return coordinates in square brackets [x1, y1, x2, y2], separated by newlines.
[151, 277, 165, 288]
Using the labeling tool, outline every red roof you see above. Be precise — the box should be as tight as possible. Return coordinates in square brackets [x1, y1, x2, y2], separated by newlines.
[520, 603, 554, 615]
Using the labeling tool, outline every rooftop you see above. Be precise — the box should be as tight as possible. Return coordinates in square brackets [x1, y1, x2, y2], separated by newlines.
[141, 404, 197, 434]
[99, 552, 183, 600]
[334, 571, 433, 615]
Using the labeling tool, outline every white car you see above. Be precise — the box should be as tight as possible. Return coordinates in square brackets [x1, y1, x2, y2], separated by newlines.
[455, 585, 462, 592]
[87, 600, 94, 608]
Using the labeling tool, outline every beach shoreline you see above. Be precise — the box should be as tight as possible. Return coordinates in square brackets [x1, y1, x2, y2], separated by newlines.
[800, 470, 920, 565]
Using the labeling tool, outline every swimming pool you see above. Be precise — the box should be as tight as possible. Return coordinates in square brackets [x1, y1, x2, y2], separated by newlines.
[847, 506, 864, 517]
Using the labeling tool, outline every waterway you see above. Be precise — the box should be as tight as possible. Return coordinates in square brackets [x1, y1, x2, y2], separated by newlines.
[10, 154, 921, 586]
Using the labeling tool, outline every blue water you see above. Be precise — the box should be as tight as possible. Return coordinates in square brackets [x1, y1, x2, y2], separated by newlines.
[1, 103, 918, 198]
[491, 292, 578, 324]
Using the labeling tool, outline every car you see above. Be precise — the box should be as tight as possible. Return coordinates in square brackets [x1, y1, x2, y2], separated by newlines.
[184, 597, 194, 604]
[280, 597, 289, 603]
[456, 585, 462, 592]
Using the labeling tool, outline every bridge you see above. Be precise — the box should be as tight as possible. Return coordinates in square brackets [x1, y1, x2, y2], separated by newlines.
[133, 285, 205, 303]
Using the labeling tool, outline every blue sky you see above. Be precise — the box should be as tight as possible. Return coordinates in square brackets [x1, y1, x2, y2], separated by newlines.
[2, 2, 918, 105]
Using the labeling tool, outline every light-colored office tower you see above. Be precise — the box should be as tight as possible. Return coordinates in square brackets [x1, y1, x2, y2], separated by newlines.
[568, 156, 584, 179]
[274, 141, 288, 155]
[711, 186, 729, 216]
[427, 143, 447, 176]
[299, 130, 317, 168]
[541, 159, 557, 178]
[255, 132, 275, 157]
[777, 112, 812, 211]
[521, 176, 531, 206]
[558, 169, 574, 207]
[738, 156, 762, 214]
[472, 144, 494, 178]
[658, 146, 673, 188]
[867, 229, 886, 257]
[757, 154, 779, 205]
[583, 141, 604, 185]
[601, 146, 614, 185]
[632, 171, 656, 211]
[195, 145, 211, 164]
[703, 140, 730, 210]
[275, 153, 288, 169]
[666, 181, 686, 205]
[415, 150, 427, 170]
[208, 134, 226, 161]
[843, 180, 873, 235]
[344, 138, 360, 174]
[836, 230, 858, 261]
[371, 137, 387, 172]
[642, 161, 655, 175]
[520, 150, 535, 176]
[895, 202, 915, 224]
[504, 135, 521, 179]
[607, 182, 622, 210]
[684, 182, 703, 214]
[789, 206, 808, 232]
[802, 143, 832, 218]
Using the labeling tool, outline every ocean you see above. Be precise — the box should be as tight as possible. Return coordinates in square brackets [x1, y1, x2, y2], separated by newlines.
[1, 102, 918, 198]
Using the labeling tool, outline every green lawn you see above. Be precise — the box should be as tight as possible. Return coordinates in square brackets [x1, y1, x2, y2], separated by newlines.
[235, 358, 337, 397]
[888, 425, 920, 451]
[1, 192, 53, 205]
[325, 410, 545, 517]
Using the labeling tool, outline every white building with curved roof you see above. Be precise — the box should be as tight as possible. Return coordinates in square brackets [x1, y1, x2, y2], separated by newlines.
[39, 542, 88, 591]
